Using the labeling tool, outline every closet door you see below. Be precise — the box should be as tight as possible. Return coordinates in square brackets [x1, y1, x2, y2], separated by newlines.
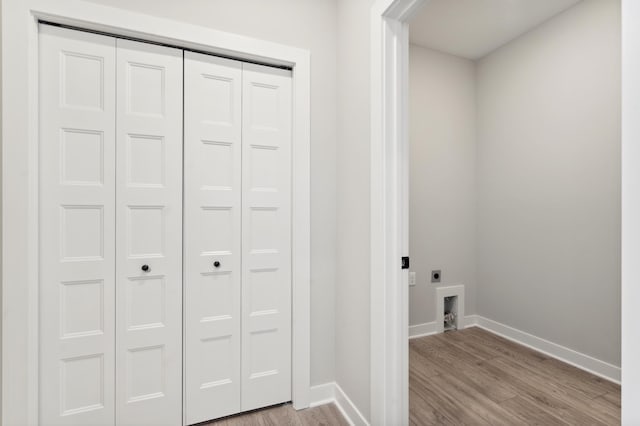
[39, 25, 116, 426]
[184, 52, 243, 424]
[241, 63, 292, 411]
[115, 39, 183, 425]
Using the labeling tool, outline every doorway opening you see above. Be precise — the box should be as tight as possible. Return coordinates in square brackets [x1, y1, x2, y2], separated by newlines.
[370, 0, 626, 424]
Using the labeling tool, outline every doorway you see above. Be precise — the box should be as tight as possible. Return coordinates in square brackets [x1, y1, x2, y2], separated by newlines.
[370, 0, 632, 424]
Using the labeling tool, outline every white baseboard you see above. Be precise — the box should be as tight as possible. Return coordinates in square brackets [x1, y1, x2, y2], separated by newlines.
[309, 382, 336, 408]
[408, 321, 437, 339]
[409, 315, 477, 339]
[309, 382, 369, 426]
[471, 316, 620, 384]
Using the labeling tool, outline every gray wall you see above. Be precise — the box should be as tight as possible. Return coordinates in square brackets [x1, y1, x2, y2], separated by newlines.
[622, 0, 640, 420]
[83, 0, 339, 386]
[409, 45, 477, 327]
[0, 1, 3, 418]
[335, 0, 375, 420]
[476, 0, 621, 366]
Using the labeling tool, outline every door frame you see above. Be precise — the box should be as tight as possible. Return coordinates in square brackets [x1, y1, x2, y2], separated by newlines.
[369, 0, 425, 424]
[370, 0, 640, 424]
[1, 1, 311, 424]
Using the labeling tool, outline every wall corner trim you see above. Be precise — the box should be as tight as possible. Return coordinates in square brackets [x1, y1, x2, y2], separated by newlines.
[408, 315, 478, 339]
[309, 382, 369, 426]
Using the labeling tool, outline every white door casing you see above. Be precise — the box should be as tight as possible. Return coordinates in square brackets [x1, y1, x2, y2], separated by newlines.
[115, 39, 183, 426]
[184, 52, 243, 424]
[241, 63, 293, 411]
[39, 25, 117, 426]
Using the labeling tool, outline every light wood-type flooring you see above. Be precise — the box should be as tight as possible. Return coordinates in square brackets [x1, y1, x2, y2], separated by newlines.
[202, 326, 620, 425]
[410, 327, 621, 425]
[203, 402, 349, 426]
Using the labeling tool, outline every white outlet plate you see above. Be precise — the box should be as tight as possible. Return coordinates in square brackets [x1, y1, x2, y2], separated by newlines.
[409, 271, 416, 286]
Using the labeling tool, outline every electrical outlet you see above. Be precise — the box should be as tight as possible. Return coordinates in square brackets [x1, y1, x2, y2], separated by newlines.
[409, 271, 416, 286]
[431, 270, 441, 283]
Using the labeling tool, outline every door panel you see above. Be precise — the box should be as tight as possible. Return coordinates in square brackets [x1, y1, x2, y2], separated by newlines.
[115, 39, 183, 426]
[184, 51, 243, 425]
[39, 25, 116, 426]
[241, 63, 292, 411]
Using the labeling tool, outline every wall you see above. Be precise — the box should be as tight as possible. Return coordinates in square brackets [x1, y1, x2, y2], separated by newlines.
[408, 44, 476, 327]
[0, 2, 3, 419]
[83, 0, 338, 386]
[476, 0, 621, 366]
[335, 0, 375, 420]
[622, 0, 640, 421]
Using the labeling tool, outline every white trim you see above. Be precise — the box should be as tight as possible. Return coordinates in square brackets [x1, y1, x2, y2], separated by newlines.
[464, 314, 480, 328]
[369, 1, 426, 424]
[335, 383, 370, 426]
[408, 316, 477, 339]
[472, 316, 621, 384]
[309, 383, 369, 426]
[408, 322, 437, 339]
[309, 383, 336, 408]
[1, 1, 311, 424]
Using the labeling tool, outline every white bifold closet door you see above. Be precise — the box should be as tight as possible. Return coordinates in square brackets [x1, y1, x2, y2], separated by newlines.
[184, 52, 292, 424]
[115, 39, 183, 426]
[240, 62, 292, 411]
[183, 52, 243, 424]
[39, 24, 117, 426]
[39, 25, 183, 426]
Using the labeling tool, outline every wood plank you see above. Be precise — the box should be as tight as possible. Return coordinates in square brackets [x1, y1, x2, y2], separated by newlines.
[203, 403, 349, 426]
[498, 396, 569, 426]
[486, 357, 610, 425]
[409, 329, 621, 426]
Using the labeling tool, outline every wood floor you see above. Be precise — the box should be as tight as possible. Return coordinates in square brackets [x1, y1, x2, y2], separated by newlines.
[203, 402, 349, 426]
[410, 327, 621, 425]
[201, 327, 620, 425]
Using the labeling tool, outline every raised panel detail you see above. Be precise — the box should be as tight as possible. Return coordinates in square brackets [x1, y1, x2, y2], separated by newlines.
[128, 277, 165, 330]
[250, 208, 278, 251]
[60, 354, 105, 415]
[250, 146, 278, 190]
[200, 272, 233, 320]
[200, 336, 234, 388]
[61, 129, 103, 185]
[62, 52, 104, 110]
[61, 280, 104, 338]
[201, 75, 234, 124]
[249, 83, 278, 129]
[127, 135, 165, 187]
[127, 63, 165, 116]
[201, 141, 234, 189]
[61, 206, 104, 260]
[184, 52, 242, 423]
[128, 207, 164, 257]
[201, 208, 233, 253]
[126, 346, 165, 402]
[249, 329, 279, 377]
[248, 269, 279, 314]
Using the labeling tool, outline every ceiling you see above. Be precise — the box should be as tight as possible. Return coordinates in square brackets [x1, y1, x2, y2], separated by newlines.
[409, 0, 583, 59]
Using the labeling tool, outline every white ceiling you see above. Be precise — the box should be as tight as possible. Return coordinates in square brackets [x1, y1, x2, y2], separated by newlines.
[409, 0, 583, 59]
